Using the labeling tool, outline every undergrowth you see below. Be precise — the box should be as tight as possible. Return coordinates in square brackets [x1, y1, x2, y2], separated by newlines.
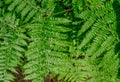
[0, 0, 120, 82]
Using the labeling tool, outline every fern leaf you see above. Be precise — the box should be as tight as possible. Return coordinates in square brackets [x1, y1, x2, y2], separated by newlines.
[78, 15, 96, 36]
[0, 11, 28, 81]
[8, 0, 22, 11]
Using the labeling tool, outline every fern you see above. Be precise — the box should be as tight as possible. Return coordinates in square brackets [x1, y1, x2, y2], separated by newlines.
[0, 12, 27, 81]
[0, 0, 120, 82]
[23, 17, 72, 82]
[68, 0, 120, 82]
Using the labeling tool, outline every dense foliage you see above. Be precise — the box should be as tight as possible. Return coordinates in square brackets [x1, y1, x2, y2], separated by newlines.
[0, 0, 120, 82]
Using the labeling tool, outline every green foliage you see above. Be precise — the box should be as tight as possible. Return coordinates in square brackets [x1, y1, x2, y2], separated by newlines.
[0, 0, 120, 82]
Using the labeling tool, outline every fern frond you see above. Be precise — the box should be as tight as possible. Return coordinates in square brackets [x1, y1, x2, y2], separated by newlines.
[23, 17, 72, 81]
[0, 12, 27, 81]
[3, 0, 39, 24]
[69, 0, 120, 82]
